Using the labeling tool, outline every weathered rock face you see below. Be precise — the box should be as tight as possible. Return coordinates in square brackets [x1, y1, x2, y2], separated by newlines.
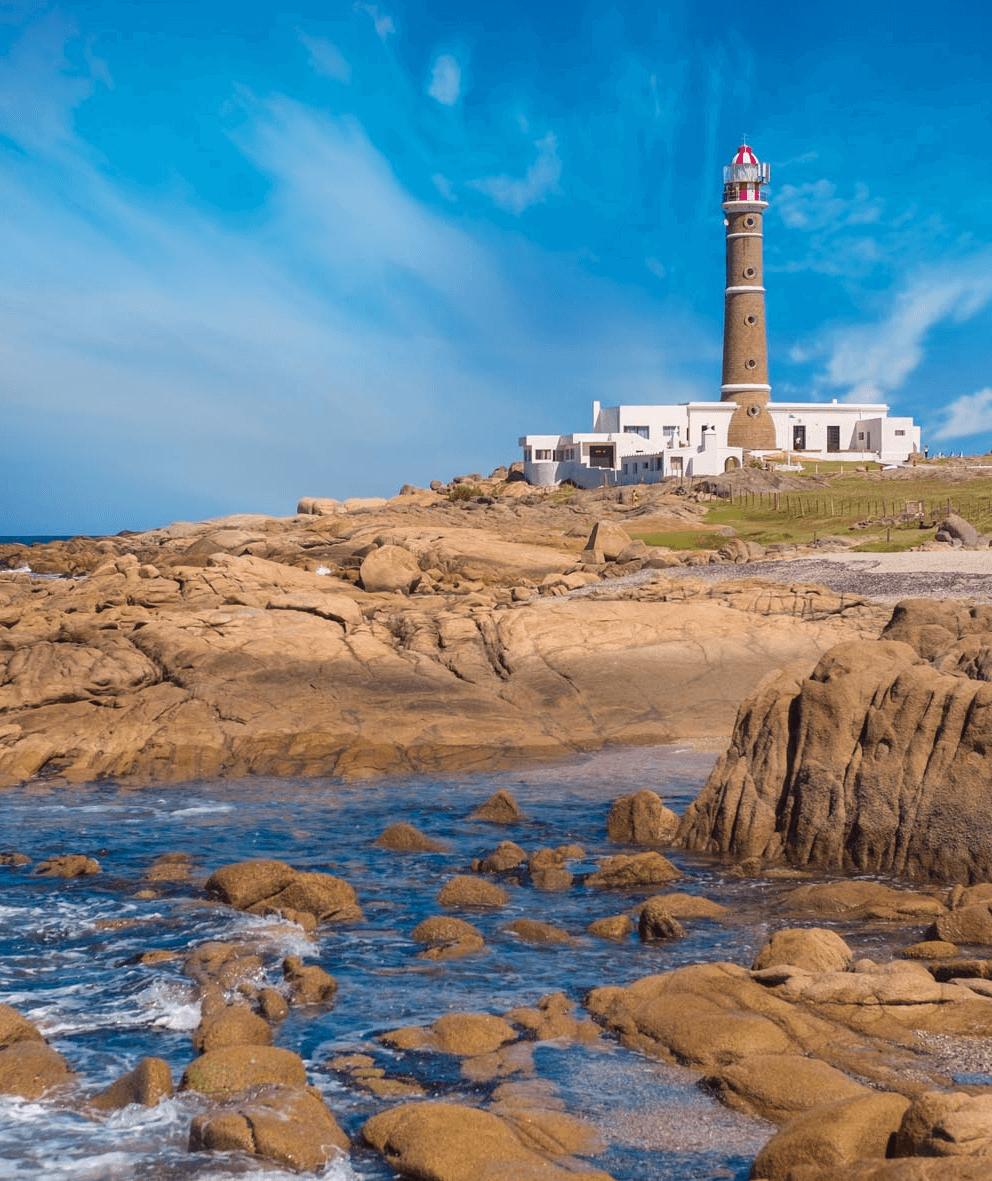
[606, 789, 679, 845]
[0, 499, 879, 787]
[205, 860, 362, 925]
[89, 1057, 173, 1111]
[362, 1101, 615, 1181]
[190, 1084, 348, 1172]
[677, 601, 992, 884]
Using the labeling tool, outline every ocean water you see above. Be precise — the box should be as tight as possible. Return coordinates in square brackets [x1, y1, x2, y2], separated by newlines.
[1, 745, 938, 1180]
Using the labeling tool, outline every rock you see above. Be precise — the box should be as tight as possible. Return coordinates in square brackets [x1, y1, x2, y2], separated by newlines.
[180, 1045, 308, 1098]
[584, 520, 631, 562]
[184, 942, 264, 992]
[587, 915, 634, 940]
[637, 898, 686, 941]
[0, 1004, 44, 1048]
[585, 852, 681, 889]
[144, 852, 193, 881]
[375, 823, 448, 852]
[753, 928, 854, 974]
[927, 903, 992, 944]
[190, 1083, 348, 1172]
[470, 790, 523, 823]
[360, 544, 421, 593]
[192, 1005, 273, 1053]
[901, 941, 958, 960]
[437, 875, 509, 909]
[34, 853, 101, 877]
[90, 1057, 173, 1110]
[282, 956, 337, 1004]
[702, 1053, 870, 1123]
[505, 919, 572, 944]
[362, 1101, 615, 1181]
[0, 1041, 74, 1099]
[0, 852, 30, 866]
[258, 987, 290, 1022]
[381, 1013, 517, 1058]
[752, 1092, 911, 1181]
[251, 871, 362, 925]
[504, 993, 600, 1044]
[894, 1089, 992, 1157]
[606, 790, 679, 845]
[205, 860, 297, 909]
[937, 514, 980, 548]
[644, 892, 730, 920]
[780, 882, 944, 921]
[475, 841, 528, 873]
[677, 615, 992, 882]
[411, 916, 485, 960]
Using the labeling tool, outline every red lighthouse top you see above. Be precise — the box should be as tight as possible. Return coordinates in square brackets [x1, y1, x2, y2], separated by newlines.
[723, 143, 770, 205]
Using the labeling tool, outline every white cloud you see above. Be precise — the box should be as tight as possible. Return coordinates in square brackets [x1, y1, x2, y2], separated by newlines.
[299, 32, 351, 83]
[645, 256, 666, 279]
[354, 2, 394, 41]
[932, 388, 992, 441]
[427, 54, 461, 106]
[819, 254, 992, 403]
[776, 179, 882, 232]
[470, 132, 562, 216]
[432, 172, 455, 201]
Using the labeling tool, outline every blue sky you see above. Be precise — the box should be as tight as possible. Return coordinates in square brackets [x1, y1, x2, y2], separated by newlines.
[1, 0, 989, 533]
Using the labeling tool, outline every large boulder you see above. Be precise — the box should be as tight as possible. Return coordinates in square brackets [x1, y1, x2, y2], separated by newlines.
[180, 1045, 308, 1098]
[585, 852, 681, 889]
[360, 544, 421, 593]
[190, 1084, 348, 1172]
[606, 790, 679, 845]
[677, 607, 992, 883]
[0, 1041, 74, 1099]
[894, 1090, 992, 1157]
[701, 1052, 870, 1123]
[438, 875, 509, 909]
[753, 928, 854, 974]
[583, 521, 631, 562]
[751, 1092, 911, 1181]
[362, 1101, 615, 1181]
[206, 860, 361, 924]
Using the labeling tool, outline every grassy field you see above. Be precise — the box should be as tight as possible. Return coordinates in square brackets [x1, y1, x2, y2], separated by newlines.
[633, 466, 992, 554]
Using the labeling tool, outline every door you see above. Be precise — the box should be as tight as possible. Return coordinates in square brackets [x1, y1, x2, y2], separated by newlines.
[792, 425, 806, 450]
[827, 425, 840, 453]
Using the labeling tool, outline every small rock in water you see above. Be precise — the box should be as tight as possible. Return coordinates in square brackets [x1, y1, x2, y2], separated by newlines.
[470, 789, 523, 823]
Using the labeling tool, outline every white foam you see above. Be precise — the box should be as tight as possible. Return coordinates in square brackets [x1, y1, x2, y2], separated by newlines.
[315, 565, 332, 575]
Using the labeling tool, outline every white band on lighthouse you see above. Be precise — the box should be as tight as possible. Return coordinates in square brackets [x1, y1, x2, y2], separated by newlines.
[721, 383, 771, 393]
[724, 286, 765, 295]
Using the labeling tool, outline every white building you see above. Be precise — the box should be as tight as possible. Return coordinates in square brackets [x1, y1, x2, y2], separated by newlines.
[519, 397, 921, 489]
[519, 140, 922, 490]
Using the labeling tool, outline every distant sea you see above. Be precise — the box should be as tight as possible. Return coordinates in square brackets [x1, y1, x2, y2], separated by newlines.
[0, 535, 81, 546]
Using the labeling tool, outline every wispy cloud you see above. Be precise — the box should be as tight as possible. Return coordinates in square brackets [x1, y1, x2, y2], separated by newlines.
[470, 132, 562, 216]
[817, 253, 992, 403]
[776, 179, 882, 232]
[299, 32, 351, 83]
[645, 256, 666, 279]
[432, 172, 455, 201]
[427, 53, 461, 106]
[354, 2, 394, 41]
[932, 388, 992, 441]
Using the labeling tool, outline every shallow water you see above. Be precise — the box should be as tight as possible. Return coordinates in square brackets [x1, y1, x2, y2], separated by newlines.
[0, 746, 936, 1179]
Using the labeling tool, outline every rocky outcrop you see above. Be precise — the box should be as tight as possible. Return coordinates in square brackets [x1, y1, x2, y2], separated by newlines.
[606, 789, 679, 845]
[677, 600, 992, 883]
[90, 1057, 173, 1111]
[0, 497, 881, 787]
[0, 1005, 73, 1099]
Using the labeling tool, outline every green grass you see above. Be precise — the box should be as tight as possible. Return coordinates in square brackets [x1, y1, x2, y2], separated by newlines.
[633, 530, 723, 551]
[629, 471, 992, 552]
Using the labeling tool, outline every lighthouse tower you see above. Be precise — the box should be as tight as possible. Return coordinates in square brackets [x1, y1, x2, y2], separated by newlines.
[721, 143, 776, 449]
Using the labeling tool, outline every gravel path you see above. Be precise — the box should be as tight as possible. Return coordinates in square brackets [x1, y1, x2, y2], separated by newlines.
[660, 550, 992, 603]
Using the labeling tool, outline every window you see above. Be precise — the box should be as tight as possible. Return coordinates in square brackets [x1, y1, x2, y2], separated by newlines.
[745, 314, 758, 326]
[524, 448, 532, 462]
[745, 358, 757, 369]
[623, 425, 650, 439]
[743, 266, 756, 279]
[857, 432, 864, 441]
[535, 449, 551, 460]
[895, 430, 906, 437]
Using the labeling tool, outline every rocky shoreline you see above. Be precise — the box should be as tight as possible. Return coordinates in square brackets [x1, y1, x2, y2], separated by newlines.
[0, 478, 889, 788]
[6, 781, 992, 1179]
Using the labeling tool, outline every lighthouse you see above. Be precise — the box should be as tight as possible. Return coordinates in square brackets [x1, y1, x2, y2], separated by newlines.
[721, 143, 776, 449]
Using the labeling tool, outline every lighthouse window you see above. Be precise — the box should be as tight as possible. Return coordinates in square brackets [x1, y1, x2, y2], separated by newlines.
[743, 266, 756, 279]
[745, 358, 757, 369]
[744, 215, 756, 228]
[747, 405, 761, 417]
[745, 314, 758, 326]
